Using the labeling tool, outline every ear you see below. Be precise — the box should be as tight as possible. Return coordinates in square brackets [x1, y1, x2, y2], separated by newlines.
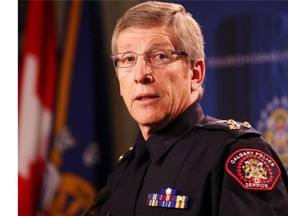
[190, 59, 205, 92]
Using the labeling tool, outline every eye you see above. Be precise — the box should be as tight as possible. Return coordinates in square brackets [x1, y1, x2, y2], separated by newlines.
[148, 50, 170, 64]
[122, 53, 136, 64]
[153, 50, 169, 60]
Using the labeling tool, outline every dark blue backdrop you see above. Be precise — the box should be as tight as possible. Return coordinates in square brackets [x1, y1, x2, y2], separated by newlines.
[179, 1, 288, 172]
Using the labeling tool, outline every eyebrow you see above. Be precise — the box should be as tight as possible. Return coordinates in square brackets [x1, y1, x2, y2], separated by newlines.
[147, 42, 172, 50]
[118, 41, 173, 53]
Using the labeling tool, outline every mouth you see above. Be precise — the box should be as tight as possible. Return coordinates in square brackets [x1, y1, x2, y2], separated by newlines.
[134, 94, 160, 102]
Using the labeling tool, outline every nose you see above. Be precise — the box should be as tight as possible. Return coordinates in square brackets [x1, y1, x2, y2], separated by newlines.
[133, 55, 154, 84]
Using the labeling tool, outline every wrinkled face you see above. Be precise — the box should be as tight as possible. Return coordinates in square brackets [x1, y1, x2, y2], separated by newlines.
[115, 27, 196, 137]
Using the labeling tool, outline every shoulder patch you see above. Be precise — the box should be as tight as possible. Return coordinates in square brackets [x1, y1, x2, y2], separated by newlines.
[225, 148, 281, 190]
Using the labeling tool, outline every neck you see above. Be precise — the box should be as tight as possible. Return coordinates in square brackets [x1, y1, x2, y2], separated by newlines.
[139, 123, 165, 140]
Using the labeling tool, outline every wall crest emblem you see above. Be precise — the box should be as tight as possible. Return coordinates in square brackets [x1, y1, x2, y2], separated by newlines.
[257, 96, 288, 173]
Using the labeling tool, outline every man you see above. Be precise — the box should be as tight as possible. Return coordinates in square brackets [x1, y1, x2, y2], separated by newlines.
[100, 1, 288, 215]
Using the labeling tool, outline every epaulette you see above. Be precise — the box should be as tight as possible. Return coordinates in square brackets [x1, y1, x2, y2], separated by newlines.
[196, 116, 261, 138]
[117, 146, 134, 164]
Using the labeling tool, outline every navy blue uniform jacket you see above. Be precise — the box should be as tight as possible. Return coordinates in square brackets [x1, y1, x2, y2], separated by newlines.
[100, 102, 288, 215]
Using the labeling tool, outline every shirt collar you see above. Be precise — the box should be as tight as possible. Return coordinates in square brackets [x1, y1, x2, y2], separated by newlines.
[137, 102, 205, 164]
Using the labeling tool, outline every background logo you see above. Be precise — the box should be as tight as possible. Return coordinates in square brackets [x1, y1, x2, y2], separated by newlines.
[257, 96, 288, 173]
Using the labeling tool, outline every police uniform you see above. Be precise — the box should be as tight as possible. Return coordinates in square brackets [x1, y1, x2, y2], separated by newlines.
[100, 102, 288, 215]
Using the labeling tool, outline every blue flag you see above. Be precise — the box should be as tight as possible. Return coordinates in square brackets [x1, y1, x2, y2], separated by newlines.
[38, 1, 112, 215]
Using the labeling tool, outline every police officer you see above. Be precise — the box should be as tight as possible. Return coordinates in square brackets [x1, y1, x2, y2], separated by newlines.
[100, 1, 288, 215]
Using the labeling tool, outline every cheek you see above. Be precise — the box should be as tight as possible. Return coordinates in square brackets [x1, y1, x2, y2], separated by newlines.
[118, 77, 132, 103]
[163, 68, 188, 94]
[157, 76, 178, 105]
[167, 72, 191, 101]
[119, 80, 125, 97]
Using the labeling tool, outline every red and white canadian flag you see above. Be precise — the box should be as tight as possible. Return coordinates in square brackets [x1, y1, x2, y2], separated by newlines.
[18, 1, 57, 215]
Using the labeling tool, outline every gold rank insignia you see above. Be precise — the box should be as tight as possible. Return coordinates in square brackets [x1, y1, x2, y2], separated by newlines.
[241, 121, 252, 129]
[118, 154, 124, 161]
[118, 146, 134, 161]
[215, 119, 252, 130]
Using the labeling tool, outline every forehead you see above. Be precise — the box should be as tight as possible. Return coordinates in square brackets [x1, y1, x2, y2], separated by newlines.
[117, 27, 175, 52]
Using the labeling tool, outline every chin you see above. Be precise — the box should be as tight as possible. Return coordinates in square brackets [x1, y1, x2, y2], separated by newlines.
[135, 114, 166, 127]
